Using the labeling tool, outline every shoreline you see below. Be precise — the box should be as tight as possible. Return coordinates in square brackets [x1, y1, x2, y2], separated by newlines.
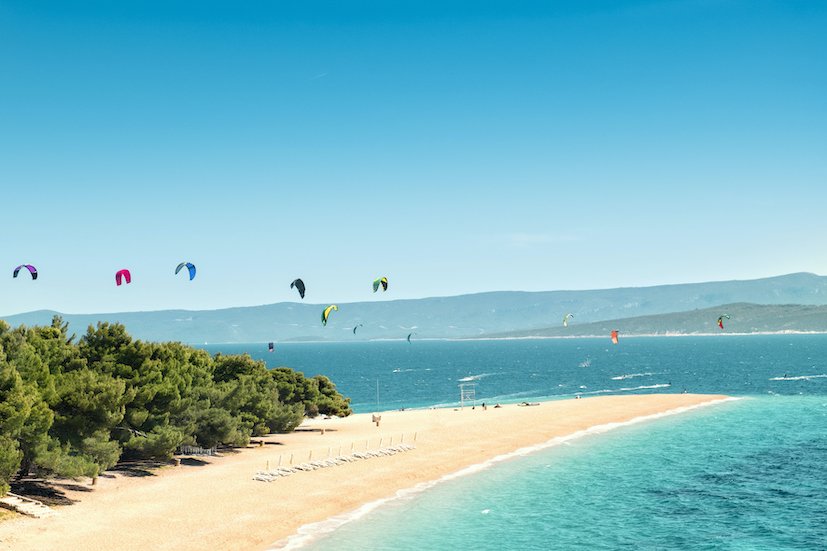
[0, 394, 732, 551]
[273, 396, 738, 550]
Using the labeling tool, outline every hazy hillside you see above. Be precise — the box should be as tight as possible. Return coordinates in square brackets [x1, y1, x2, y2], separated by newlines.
[3, 273, 827, 343]
[488, 303, 827, 338]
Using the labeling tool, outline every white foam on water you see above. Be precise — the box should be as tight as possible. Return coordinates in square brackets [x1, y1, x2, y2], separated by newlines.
[457, 372, 499, 382]
[611, 372, 659, 380]
[268, 396, 740, 550]
[486, 390, 537, 402]
[768, 374, 827, 381]
[575, 383, 671, 396]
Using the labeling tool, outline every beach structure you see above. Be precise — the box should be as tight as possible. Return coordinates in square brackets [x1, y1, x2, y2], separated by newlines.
[0, 493, 56, 519]
[254, 443, 416, 482]
[459, 383, 476, 409]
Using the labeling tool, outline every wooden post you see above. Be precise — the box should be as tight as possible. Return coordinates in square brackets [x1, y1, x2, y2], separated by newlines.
[266, 460, 270, 471]
[278, 455, 282, 467]
[289, 453, 294, 465]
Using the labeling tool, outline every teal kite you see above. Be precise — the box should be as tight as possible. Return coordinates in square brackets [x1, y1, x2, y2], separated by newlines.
[175, 262, 196, 280]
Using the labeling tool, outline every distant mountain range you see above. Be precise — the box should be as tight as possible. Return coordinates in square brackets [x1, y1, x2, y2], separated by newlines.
[487, 302, 827, 338]
[3, 272, 827, 343]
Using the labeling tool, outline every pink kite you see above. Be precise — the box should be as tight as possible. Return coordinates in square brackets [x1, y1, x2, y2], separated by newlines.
[115, 269, 132, 286]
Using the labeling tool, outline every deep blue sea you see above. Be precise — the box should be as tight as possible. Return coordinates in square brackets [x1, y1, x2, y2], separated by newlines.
[201, 336, 827, 550]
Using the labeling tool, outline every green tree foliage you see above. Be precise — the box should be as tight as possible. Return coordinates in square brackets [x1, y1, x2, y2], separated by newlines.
[124, 425, 187, 460]
[0, 436, 22, 496]
[268, 402, 306, 433]
[34, 440, 99, 479]
[192, 407, 244, 449]
[312, 375, 352, 417]
[0, 318, 351, 493]
[0, 360, 54, 481]
[52, 369, 128, 442]
[270, 368, 352, 418]
[209, 354, 312, 438]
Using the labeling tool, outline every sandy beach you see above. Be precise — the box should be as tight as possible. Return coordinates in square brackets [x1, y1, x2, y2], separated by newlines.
[0, 394, 729, 551]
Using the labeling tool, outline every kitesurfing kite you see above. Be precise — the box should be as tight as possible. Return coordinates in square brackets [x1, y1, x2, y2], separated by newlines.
[291, 278, 306, 299]
[407, 332, 415, 343]
[268, 342, 275, 352]
[563, 313, 574, 327]
[175, 262, 196, 280]
[115, 269, 132, 286]
[717, 314, 730, 330]
[322, 305, 338, 326]
[372, 277, 389, 293]
[13, 264, 37, 280]
[353, 323, 364, 334]
[611, 330, 619, 344]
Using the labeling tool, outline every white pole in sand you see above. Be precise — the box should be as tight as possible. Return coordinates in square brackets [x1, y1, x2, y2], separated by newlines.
[327, 447, 331, 458]
[379, 437, 383, 447]
[290, 453, 294, 465]
[309, 450, 313, 461]
[414, 432, 418, 442]
[267, 460, 270, 471]
[390, 435, 393, 446]
[278, 455, 282, 467]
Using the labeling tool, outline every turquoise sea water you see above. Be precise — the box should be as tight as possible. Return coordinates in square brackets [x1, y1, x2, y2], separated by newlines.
[201, 336, 827, 550]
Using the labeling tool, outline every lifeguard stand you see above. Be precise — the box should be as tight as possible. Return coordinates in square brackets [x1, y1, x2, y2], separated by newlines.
[459, 383, 477, 409]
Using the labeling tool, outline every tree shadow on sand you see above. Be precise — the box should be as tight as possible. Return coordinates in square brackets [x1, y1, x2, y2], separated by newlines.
[179, 458, 208, 467]
[10, 480, 82, 507]
[110, 459, 168, 477]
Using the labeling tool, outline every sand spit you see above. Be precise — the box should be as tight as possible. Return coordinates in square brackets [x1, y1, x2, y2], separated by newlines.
[0, 393, 729, 551]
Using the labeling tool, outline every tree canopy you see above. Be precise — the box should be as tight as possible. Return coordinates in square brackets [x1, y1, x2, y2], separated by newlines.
[0, 317, 351, 496]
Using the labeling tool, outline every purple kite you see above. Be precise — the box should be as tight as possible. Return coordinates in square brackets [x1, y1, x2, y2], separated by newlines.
[13, 264, 38, 280]
[115, 269, 132, 286]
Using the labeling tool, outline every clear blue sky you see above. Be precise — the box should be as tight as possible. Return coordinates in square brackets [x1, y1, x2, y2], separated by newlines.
[1, 0, 825, 315]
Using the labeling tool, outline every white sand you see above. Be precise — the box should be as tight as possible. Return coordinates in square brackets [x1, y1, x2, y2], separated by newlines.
[0, 393, 728, 551]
